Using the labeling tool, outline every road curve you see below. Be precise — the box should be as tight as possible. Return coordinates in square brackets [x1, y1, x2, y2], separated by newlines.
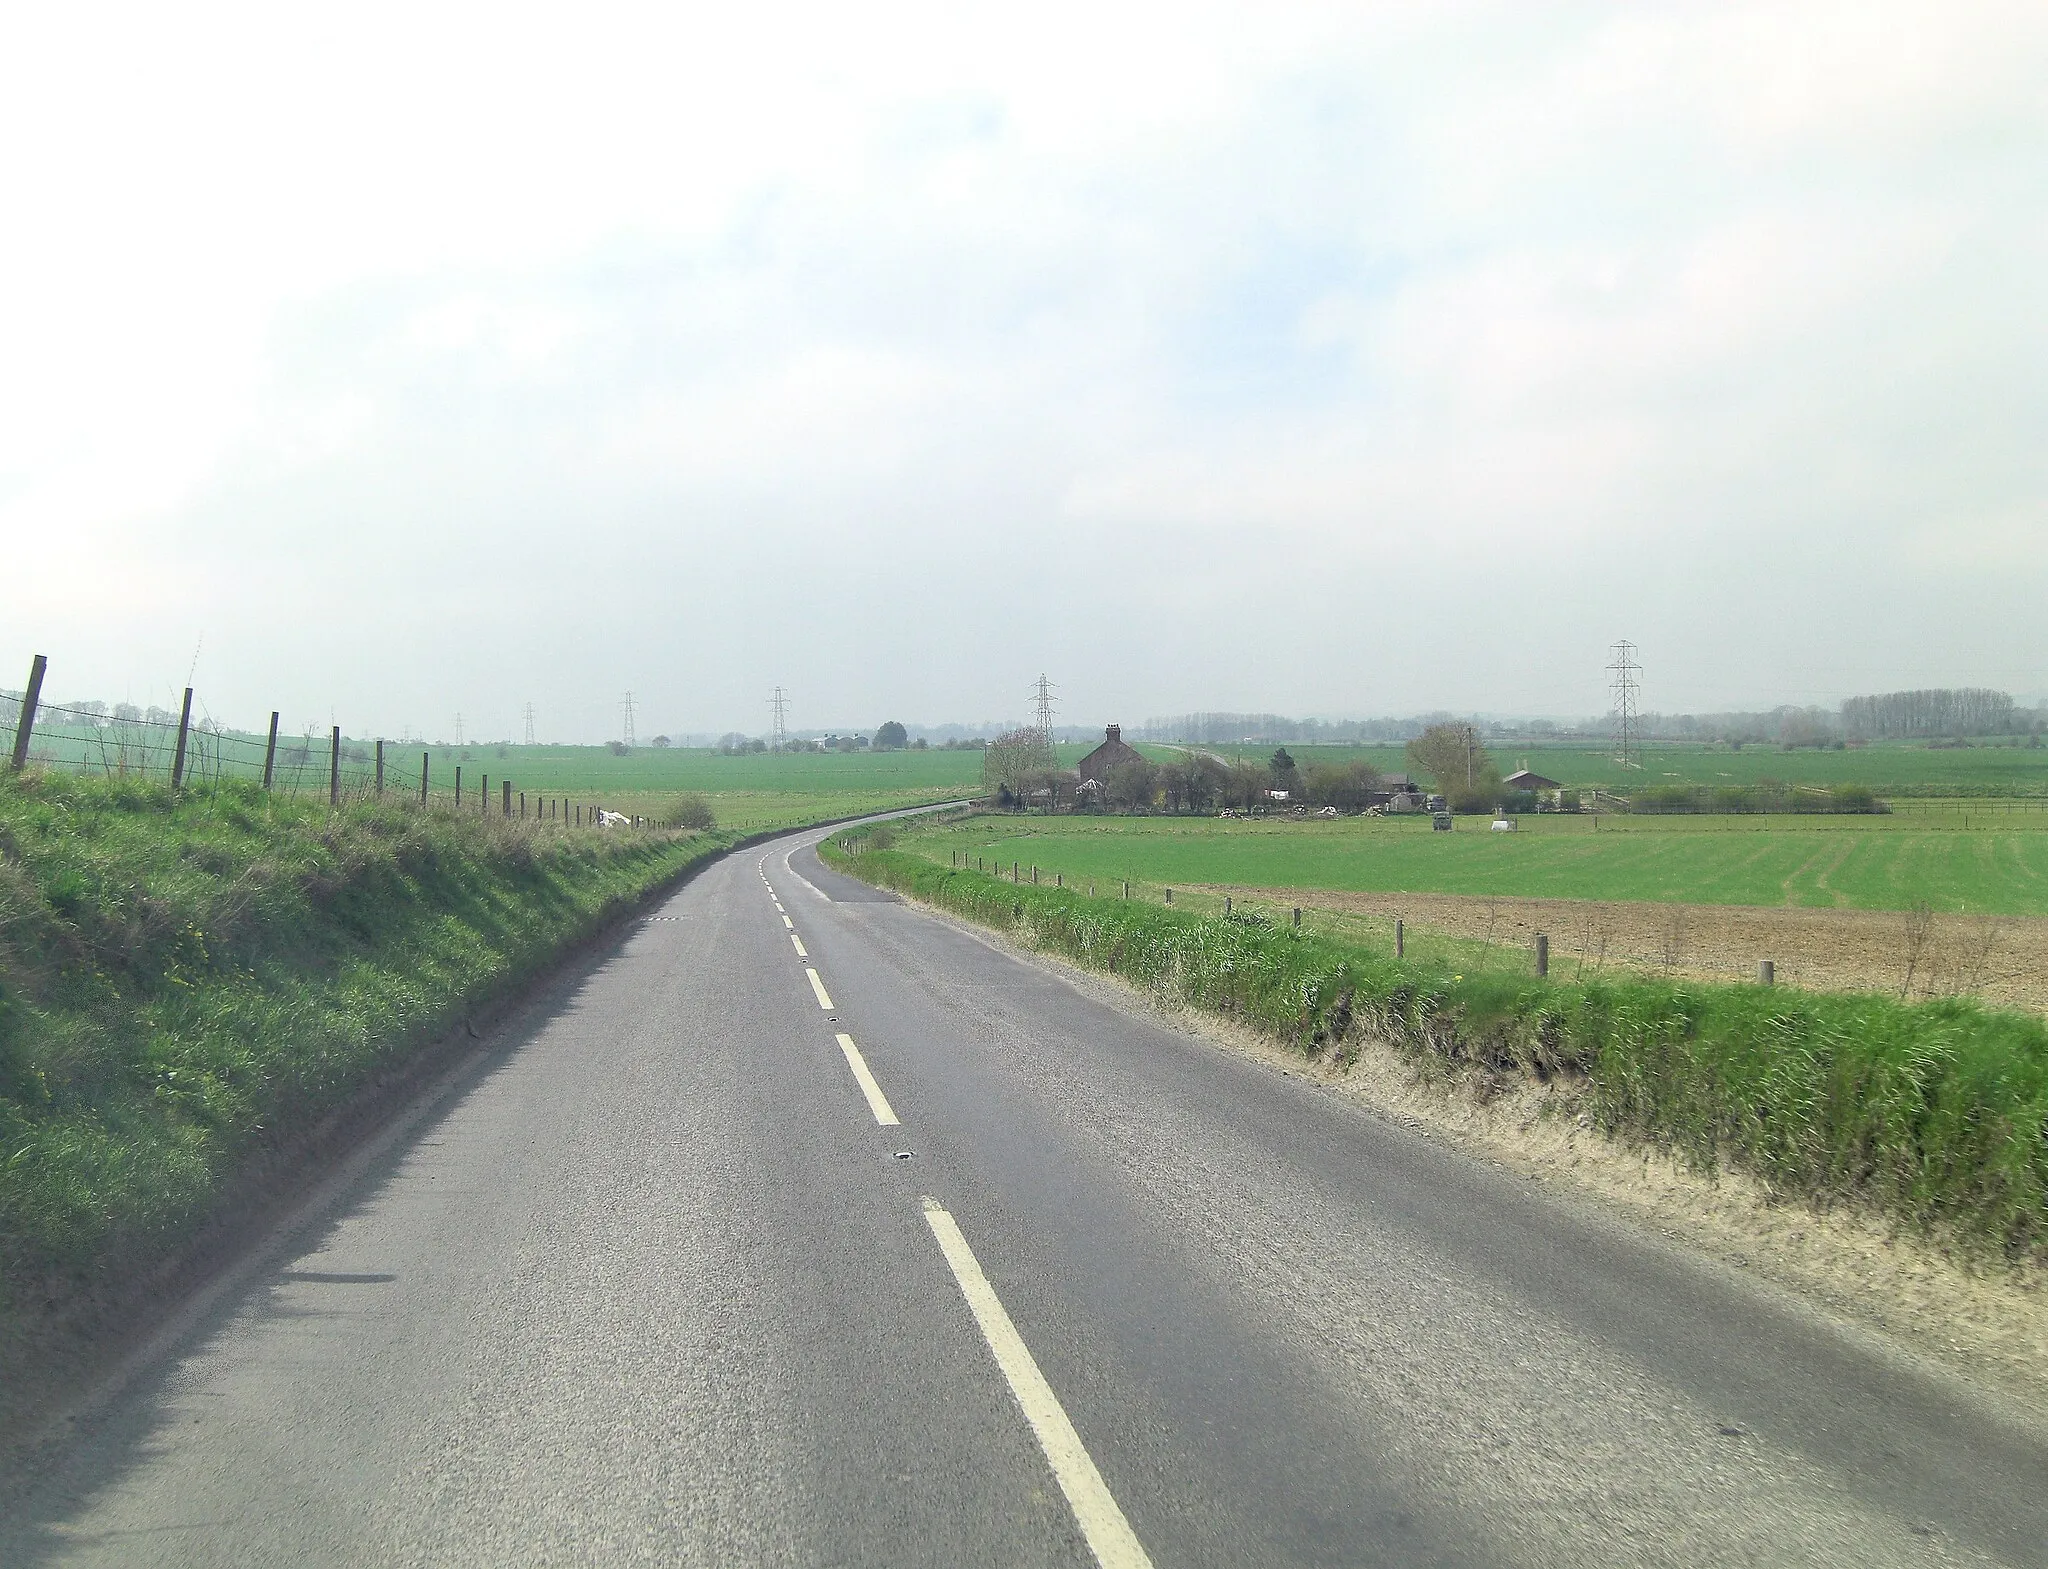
[3, 821, 2044, 1566]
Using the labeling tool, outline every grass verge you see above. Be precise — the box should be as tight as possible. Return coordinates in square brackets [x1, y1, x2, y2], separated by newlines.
[823, 837, 2048, 1263]
[0, 770, 738, 1326]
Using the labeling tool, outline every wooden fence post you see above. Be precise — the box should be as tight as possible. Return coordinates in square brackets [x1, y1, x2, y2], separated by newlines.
[420, 751, 429, 805]
[1396, 918, 1404, 958]
[263, 711, 280, 789]
[1759, 959, 1775, 986]
[481, 775, 488, 814]
[502, 779, 511, 817]
[170, 687, 194, 789]
[7, 654, 46, 771]
[1293, 907, 1301, 930]
[1535, 933, 1549, 977]
[328, 725, 340, 806]
[375, 739, 384, 795]
[455, 766, 462, 807]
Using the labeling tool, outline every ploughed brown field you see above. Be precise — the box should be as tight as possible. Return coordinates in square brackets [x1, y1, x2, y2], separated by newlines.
[1231, 885, 2046, 1014]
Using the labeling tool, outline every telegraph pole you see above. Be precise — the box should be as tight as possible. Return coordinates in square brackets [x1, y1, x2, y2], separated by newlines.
[1608, 641, 1643, 768]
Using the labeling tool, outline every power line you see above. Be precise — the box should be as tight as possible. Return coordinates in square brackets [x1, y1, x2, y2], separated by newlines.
[769, 686, 789, 752]
[1608, 640, 1643, 768]
[621, 691, 636, 750]
[522, 702, 536, 746]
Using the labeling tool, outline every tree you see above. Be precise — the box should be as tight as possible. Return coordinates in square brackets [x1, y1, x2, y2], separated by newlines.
[650, 734, 673, 749]
[1160, 751, 1227, 813]
[1305, 760, 1383, 812]
[874, 720, 909, 751]
[983, 729, 1043, 802]
[1268, 747, 1300, 796]
[1406, 723, 1496, 799]
[1105, 756, 1159, 812]
[1224, 760, 1269, 810]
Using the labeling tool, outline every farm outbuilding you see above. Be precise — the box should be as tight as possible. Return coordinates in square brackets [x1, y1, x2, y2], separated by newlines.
[1504, 769, 1563, 792]
[1078, 724, 1143, 784]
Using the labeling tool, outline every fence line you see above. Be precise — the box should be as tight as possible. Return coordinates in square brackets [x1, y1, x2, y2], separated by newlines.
[2, 653, 683, 831]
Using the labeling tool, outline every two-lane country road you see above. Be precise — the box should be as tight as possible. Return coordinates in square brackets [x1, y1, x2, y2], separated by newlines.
[5, 821, 2046, 1566]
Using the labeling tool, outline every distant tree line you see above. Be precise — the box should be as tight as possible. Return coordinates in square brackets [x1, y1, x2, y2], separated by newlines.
[1839, 688, 2018, 740]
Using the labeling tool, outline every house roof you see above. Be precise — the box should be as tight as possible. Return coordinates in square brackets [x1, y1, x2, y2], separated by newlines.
[1505, 769, 1563, 791]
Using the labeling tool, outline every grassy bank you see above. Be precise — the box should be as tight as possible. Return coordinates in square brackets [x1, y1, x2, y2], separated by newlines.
[824, 838, 2048, 1261]
[0, 771, 736, 1317]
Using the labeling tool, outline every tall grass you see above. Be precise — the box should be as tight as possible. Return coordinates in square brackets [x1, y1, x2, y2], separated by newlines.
[828, 843, 2048, 1260]
[0, 771, 732, 1307]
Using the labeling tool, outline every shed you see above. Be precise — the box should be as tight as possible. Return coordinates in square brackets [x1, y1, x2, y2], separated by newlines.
[1077, 724, 1143, 784]
[1504, 769, 1563, 792]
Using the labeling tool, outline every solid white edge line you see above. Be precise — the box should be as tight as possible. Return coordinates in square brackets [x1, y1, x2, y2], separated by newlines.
[806, 968, 835, 1009]
[792, 933, 809, 957]
[834, 1033, 899, 1125]
[921, 1200, 1153, 1569]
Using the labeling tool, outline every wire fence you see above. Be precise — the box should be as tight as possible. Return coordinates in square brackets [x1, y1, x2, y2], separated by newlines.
[1, 655, 679, 830]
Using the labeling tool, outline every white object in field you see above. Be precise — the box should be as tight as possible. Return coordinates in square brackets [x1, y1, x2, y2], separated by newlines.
[1491, 817, 1517, 832]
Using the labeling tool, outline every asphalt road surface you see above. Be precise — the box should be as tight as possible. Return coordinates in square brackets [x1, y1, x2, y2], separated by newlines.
[5, 823, 2045, 1566]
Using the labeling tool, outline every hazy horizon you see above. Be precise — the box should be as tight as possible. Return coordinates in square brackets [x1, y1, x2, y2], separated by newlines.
[6, 3, 2042, 743]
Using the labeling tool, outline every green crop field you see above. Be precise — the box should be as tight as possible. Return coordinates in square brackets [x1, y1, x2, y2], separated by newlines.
[1175, 739, 2048, 798]
[900, 810, 2048, 917]
[436, 746, 987, 832]
[14, 722, 988, 835]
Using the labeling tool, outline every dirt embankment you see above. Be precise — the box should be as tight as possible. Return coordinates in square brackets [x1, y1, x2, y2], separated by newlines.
[1236, 887, 2046, 1013]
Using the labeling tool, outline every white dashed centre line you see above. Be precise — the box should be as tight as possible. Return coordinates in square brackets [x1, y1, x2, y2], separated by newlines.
[792, 934, 809, 958]
[834, 1033, 899, 1125]
[806, 968, 835, 1010]
[783, 915, 793, 928]
[922, 1200, 1153, 1569]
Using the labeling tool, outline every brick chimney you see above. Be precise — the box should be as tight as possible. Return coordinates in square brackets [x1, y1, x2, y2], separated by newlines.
[1106, 725, 1121, 744]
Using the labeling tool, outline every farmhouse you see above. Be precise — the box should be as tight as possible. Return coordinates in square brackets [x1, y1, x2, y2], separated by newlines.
[1078, 724, 1143, 784]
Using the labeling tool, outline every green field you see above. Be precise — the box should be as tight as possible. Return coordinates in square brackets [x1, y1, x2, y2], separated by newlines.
[15, 722, 988, 835]
[902, 810, 2048, 917]
[423, 747, 983, 832]
[1178, 740, 2048, 798]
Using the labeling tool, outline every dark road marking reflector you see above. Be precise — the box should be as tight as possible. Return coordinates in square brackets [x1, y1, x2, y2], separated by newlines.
[922, 1199, 1153, 1569]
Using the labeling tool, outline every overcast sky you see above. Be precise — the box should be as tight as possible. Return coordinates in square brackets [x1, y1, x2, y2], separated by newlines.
[4, 2, 2043, 742]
